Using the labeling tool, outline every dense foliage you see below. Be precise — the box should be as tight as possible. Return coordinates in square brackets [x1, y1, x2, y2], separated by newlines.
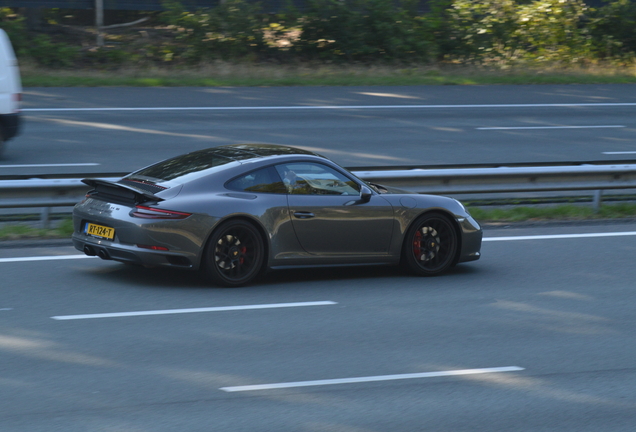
[1, 0, 636, 68]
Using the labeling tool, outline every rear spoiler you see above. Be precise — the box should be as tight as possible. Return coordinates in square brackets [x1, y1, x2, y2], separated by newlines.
[82, 178, 164, 204]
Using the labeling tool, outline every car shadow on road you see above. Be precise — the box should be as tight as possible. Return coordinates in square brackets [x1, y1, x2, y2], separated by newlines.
[259, 263, 481, 286]
[85, 260, 481, 290]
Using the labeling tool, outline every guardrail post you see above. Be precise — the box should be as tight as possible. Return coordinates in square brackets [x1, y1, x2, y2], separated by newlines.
[592, 190, 603, 212]
[41, 207, 50, 229]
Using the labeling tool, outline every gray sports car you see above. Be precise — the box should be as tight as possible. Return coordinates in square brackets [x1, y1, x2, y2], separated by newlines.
[72, 144, 482, 286]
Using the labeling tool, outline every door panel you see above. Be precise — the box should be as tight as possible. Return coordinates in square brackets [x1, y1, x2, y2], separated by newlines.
[287, 194, 394, 255]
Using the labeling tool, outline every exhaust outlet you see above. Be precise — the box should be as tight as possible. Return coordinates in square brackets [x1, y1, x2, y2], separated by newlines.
[97, 249, 111, 260]
[83, 245, 96, 256]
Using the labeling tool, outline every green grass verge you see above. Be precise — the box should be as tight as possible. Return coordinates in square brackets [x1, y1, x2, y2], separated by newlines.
[0, 218, 74, 241]
[468, 203, 636, 223]
[20, 64, 636, 87]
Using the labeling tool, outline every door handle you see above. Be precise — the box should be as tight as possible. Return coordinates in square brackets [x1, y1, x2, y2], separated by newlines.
[293, 211, 315, 219]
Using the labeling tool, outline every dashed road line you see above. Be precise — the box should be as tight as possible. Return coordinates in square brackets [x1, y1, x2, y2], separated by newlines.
[220, 366, 525, 392]
[0, 255, 94, 263]
[51, 301, 338, 320]
[478, 125, 624, 130]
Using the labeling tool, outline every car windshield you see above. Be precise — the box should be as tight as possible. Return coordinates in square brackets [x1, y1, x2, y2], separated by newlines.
[127, 148, 256, 182]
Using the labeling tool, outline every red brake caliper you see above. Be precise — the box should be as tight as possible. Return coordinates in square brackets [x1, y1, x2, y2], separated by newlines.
[240, 246, 247, 264]
[413, 230, 422, 257]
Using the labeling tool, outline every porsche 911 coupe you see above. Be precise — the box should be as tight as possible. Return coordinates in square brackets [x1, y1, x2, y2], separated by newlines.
[72, 144, 482, 286]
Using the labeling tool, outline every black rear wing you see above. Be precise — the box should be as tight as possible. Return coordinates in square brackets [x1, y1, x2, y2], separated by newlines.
[82, 178, 165, 205]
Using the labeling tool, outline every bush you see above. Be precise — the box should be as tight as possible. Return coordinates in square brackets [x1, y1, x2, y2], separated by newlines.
[440, 0, 591, 65]
[27, 34, 79, 67]
[0, 7, 78, 67]
[0, 8, 31, 57]
[297, 0, 431, 62]
[160, 0, 266, 62]
[515, 0, 591, 63]
[3, 0, 636, 68]
[589, 0, 636, 59]
[82, 46, 131, 68]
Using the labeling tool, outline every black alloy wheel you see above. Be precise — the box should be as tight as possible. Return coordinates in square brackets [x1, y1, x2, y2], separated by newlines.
[205, 220, 264, 287]
[403, 212, 458, 276]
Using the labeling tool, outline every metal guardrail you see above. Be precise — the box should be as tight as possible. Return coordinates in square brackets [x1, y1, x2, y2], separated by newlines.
[2, 164, 636, 227]
[0, 177, 118, 228]
[354, 164, 636, 194]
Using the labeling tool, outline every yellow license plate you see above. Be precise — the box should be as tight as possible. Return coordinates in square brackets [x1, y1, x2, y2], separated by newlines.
[85, 222, 115, 240]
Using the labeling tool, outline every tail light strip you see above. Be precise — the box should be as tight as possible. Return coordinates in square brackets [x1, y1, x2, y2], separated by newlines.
[131, 206, 192, 219]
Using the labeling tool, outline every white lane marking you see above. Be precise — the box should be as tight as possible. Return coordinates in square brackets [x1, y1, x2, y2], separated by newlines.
[478, 125, 624, 130]
[603, 151, 636, 155]
[0, 308, 13, 311]
[51, 301, 337, 320]
[483, 231, 636, 242]
[22, 102, 636, 112]
[220, 366, 525, 392]
[0, 163, 100, 168]
[0, 255, 95, 263]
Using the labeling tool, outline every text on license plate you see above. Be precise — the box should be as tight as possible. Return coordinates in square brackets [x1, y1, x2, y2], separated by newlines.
[85, 223, 115, 240]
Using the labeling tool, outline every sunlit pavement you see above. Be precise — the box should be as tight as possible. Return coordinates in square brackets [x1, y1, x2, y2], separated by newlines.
[1, 223, 635, 431]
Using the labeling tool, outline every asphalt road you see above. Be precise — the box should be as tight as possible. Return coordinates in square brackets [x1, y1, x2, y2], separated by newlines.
[1, 222, 636, 431]
[4, 84, 636, 176]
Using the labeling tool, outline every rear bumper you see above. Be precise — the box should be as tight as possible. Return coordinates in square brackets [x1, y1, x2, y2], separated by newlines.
[0, 113, 20, 141]
[72, 197, 210, 270]
[73, 235, 195, 269]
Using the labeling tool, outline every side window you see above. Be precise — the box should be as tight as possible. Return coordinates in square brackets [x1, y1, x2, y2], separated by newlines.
[226, 166, 286, 194]
[275, 163, 360, 196]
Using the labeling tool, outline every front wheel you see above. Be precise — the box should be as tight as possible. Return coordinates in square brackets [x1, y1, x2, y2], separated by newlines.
[402, 213, 458, 276]
[204, 220, 264, 287]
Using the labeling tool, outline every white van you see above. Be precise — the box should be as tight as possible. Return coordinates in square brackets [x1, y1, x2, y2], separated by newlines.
[0, 28, 21, 157]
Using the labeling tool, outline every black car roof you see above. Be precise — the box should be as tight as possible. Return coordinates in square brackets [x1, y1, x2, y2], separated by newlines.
[125, 144, 323, 185]
[215, 144, 320, 159]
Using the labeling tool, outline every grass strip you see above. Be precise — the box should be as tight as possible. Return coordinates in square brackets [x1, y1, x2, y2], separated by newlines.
[20, 64, 636, 87]
[468, 203, 636, 223]
[0, 218, 74, 241]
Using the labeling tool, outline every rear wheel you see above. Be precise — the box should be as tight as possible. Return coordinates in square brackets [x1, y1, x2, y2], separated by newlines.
[204, 220, 264, 287]
[402, 212, 458, 276]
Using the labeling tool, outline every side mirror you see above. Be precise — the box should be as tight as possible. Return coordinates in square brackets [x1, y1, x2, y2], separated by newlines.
[360, 185, 372, 203]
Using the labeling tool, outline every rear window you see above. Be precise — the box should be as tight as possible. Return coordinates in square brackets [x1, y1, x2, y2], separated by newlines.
[226, 166, 286, 194]
[128, 148, 255, 182]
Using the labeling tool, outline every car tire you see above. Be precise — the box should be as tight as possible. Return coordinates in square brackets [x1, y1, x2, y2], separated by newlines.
[402, 212, 458, 276]
[204, 219, 264, 287]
